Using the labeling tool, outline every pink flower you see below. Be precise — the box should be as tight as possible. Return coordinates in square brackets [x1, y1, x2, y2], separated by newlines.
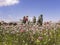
[20, 30, 25, 33]
[38, 36, 43, 40]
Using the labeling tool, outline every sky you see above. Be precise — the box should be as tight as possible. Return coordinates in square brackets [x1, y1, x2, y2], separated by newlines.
[0, 0, 60, 22]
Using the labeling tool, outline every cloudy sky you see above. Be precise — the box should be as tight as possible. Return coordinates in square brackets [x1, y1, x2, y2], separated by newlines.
[0, 0, 60, 22]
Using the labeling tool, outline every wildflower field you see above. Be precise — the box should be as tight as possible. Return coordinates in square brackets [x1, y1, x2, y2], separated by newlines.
[0, 23, 60, 45]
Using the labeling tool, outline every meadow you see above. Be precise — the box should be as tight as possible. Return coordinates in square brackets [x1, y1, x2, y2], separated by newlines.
[0, 22, 60, 45]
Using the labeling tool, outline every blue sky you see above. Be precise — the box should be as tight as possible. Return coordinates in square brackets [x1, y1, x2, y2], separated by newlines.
[0, 0, 60, 22]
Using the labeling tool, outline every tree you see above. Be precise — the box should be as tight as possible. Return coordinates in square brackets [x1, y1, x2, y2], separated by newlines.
[37, 14, 43, 26]
[33, 16, 36, 24]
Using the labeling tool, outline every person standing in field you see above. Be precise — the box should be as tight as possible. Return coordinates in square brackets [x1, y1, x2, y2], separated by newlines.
[23, 16, 26, 24]
[25, 16, 28, 24]
[37, 14, 43, 26]
[23, 16, 28, 24]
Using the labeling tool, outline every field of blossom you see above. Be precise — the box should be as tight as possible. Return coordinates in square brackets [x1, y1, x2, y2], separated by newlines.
[0, 22, 60, 45]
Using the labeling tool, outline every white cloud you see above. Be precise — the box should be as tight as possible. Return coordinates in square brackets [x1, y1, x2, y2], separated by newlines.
[0, 0, 19, 6]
